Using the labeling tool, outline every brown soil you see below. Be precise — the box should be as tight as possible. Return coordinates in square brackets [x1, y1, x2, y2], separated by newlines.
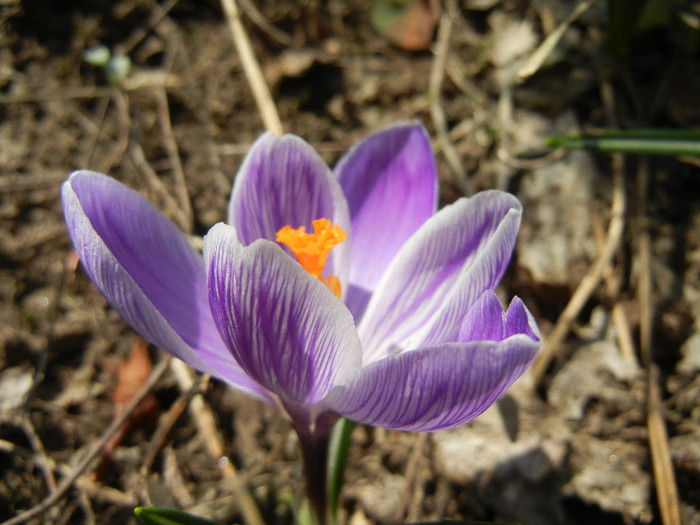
[1, 1, 699, 524]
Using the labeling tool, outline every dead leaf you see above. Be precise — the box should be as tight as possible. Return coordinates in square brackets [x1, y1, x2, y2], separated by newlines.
[370, 0, 439, 51]
[113, 337, 152, 410]
[91, 337, 159, 481]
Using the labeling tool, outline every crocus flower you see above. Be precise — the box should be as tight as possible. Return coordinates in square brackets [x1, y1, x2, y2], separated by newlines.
[62, 121, 540, 521]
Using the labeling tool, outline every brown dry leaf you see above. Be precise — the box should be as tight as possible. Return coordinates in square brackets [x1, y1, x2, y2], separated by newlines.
[113, 337, 152, 410]
[370, 0, 439, 51]
[91, 338, 159, 481]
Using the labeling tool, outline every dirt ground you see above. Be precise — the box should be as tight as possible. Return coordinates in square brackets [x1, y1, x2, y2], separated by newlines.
[1, 1, 699, 524]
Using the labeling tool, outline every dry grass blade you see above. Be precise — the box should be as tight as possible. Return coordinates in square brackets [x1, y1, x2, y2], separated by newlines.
[518, 0, 599, 82]
[591, 154, 638, 366]
[531, 160, 626, 384]
[0, 87, 113, 104]
[636, 160, 653, 367]
[429, 7, 471, 196]
[169, 359, 265, 525]
[647, 364, 682, 525]
[395, 433, 429, 523]
[220, 0, 283, 136]
[17, 416, 57, 494]
[155, 87, 193, 230]
[140, 374, 203, 473]
[121, 0, 181, 55]
[238, 0, 295, 47]
[128, 141, 191, 232]
[636, 159, 682, 525]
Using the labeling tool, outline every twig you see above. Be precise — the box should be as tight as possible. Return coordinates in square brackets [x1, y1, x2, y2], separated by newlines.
[0, 223, 67, 253]
[261, 422, 291, 473]
[591, 155, 638, 366]
[68, 472, 138, 508]
[220, 0, 283, 136]
[4, 416, 61, 522]
[128, 141, 190, 231]
[636, 159, 682, 525]
[237, 0, 294, 47]
[143, 6, 233, 198]
[155, 87, 193, 229]
[395, 433, 428, 523]
[0, 440, 138, 509]
[647, 364, 682, 525]
[531, 156, 626, 384]
[169, 360, 265, 525]
[77, 489, 95, 525]
[140, 372, 204, 473]
[98, 88, 131, 176]
[429, 9, 471, 196]
[18, 416, 57, 494]
[518, 0, 599, 82]
[636, 160, 652, 368]
[595, 58, 640, 367]
[1, 357, 170, 525]
[496, 146, 566, 170]
[120, 0, 181, 55]
[0, 172, 66, 191]
[82, 93, 112, 169]
[0, 86, 113, 104]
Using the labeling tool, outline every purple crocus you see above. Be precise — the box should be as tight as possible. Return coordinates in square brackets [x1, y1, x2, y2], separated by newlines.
[62, 121, 540, 521]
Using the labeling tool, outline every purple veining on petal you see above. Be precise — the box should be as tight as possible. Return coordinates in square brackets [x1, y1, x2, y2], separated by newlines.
[458, 291, 542, 344]
[458, 290, 506, 342]
[205, 223, 362, 406]
[504, 296, 541, 340]
[62, 171, 269, 400]
[228, 132, 351, 291]
[322, 335, 539, 432]
[358, 191, 522, 364]
[336, 121, 437, 319]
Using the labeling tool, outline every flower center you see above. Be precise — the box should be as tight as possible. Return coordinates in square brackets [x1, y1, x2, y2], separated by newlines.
[276, 218, 347, 297]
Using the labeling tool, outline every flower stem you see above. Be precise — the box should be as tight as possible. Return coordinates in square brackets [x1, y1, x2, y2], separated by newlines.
[293, 416, 336, 525]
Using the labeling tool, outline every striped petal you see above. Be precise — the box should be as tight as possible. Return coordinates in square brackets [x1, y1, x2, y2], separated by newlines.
[205, 223, 362, 407]
[62, 171, 269, 400]
[335, 121, 437, 319]
[358, 191, 522, 364]
[457, 290, 506, 342]
[504, 296, 541, 340]
[458, 291, 542, 343]
[228, 132, 351, 293]
[322, 335, 539, 432]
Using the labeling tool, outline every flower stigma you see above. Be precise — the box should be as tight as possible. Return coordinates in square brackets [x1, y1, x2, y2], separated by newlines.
[276, 218, 346, 297]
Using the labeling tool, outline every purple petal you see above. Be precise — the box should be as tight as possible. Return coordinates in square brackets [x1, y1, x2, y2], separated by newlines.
[228, 133, 351, 290]
[335, 121, 438, 318]
[358, 191, 522, 364]
[459, 292, 542, 343]
[504, 296, 541, 340]
[204, 223, 362, 406]
[322, 336, 540, 431]
[62, 171, 269, 401]
[458, 290, 506, 342]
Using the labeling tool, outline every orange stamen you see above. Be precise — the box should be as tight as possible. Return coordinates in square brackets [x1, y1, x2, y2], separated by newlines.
[276, 218, 346, 297]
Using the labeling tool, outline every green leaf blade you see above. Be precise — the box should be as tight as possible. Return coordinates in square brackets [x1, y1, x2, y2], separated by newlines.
[546, 130, 700, 157]
[134, 507, 224, 525]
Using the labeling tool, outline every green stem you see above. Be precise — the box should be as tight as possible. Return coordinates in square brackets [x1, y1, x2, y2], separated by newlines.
[327, 418, 354, 522]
